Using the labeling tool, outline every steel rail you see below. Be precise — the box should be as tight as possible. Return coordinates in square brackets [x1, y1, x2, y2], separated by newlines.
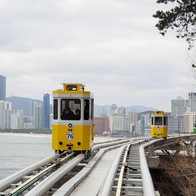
[9, 153, 75, 196]
[98, 140, 149, 196]
[139, 141, 156, 196]
[94, 138, 125, 145]
[25, 154, 85, 196]
[92, 139, 131, 151]
[115, 144, 131, 196]
[53, 142, 129, 196]
[98, 144, 128, 196]
[0, 153, 61, 192]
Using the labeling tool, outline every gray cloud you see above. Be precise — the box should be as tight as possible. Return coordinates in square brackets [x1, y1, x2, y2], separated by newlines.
[0, 0, 193, 111]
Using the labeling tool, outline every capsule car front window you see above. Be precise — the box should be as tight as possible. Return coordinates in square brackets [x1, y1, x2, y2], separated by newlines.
[155, 117, 162, 125]
[61, 99, 81, 120]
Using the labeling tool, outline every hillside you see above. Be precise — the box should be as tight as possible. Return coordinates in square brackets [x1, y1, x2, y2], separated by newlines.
[6, 96, 41, 116]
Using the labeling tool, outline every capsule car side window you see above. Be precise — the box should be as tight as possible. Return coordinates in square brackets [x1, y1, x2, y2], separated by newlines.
[84, 99, 90, 120]
[53, 99, 58, 120]
[90, 98, 94, 120]
[163, 117, 167, 125]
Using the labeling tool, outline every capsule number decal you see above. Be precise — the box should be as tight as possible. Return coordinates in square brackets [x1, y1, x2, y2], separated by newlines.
[66, 132, 75, 140]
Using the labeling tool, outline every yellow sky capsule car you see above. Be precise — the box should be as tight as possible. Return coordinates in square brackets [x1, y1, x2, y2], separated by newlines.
[52, 83, 94, 158]
[151, 111, 168, 139]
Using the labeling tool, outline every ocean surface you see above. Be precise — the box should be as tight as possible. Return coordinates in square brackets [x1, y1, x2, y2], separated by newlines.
[0, 133, 113, 181]
[0, 133, 54, 180]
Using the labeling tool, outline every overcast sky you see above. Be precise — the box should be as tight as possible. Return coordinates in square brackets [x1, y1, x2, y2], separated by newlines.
[0, 0, 195, 112]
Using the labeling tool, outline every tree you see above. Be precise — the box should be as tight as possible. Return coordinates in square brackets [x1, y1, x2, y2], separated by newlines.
[153, 0, 196, 49]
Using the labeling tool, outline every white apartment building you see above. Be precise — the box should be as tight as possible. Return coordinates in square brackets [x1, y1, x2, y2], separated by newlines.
[129, 110, 138, 135]
[136, 120, 141, 136]
[111, 114, 130, 135]
[188, 93, 196, 112]
[98, 107, 107, 117]
[183, 112, 196, 133]
[171, 96, 188, 117]
[34, 104, 43, 129]
[29, 100, 43, 128]
[11, 110, 24, 129]
[168, 116, 183, 133]
[0, 101, 12, 129]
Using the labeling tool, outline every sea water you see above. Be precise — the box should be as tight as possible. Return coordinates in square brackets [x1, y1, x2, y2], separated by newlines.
[0, 133, 53, 180]
[0, 133, 114, 180]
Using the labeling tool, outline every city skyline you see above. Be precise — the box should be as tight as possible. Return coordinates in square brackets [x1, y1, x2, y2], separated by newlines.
[0, 75, 51, 130]
[5, 89, 196, 114]
[1, 87, 196, 136]
[2, 74, 196, 114]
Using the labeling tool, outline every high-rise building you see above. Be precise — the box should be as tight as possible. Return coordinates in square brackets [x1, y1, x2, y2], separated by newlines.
[111, 104, 117, 115]
[171, 96, 188, 117]
[98, 107, 107, 117]
[43, 93, 50, 129]
[183, 112, 196, 133]
[11, 110, 24, 129]
[112, 114, 130, 135]
[29, 100, 42, 128]
[118, 107, 125, 115]
[129, 110, 138, 136]
[129, 110, 137, 124]
[94, 116, 110, 134]
[188, 92, 196, 112]
[29, 100, 36, 117]
[141, 115, 146, 136]
[0, 100, 12, 129]
[23, 116, 34, 129]
[34, 103, 43, 129]
[168, 116, 183, 133]
[0, 75, 6, 101]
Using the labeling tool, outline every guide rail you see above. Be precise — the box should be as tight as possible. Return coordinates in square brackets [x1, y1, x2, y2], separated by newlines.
[0, 153, 76, 196]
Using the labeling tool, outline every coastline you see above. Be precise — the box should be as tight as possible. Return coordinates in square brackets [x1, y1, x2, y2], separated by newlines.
[0, 132, 52, 138]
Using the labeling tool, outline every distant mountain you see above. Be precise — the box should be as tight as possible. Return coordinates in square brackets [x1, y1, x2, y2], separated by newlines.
[6, 96, 41, 116]
[6, 96, 158, 117]
[94, 104, 158, 117]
